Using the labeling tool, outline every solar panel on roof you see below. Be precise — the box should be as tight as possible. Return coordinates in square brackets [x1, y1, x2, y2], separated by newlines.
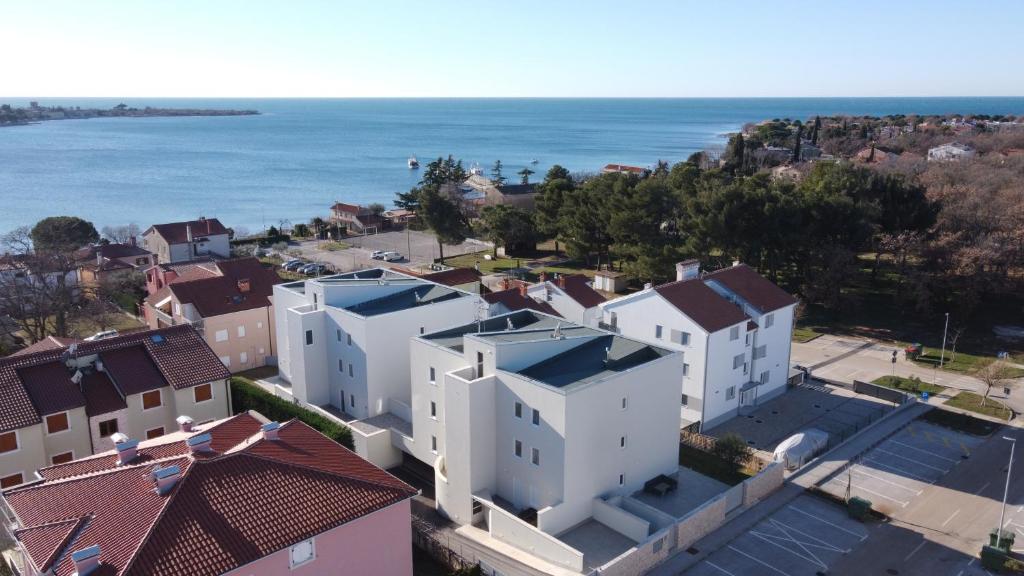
[150, 334, 166, 344]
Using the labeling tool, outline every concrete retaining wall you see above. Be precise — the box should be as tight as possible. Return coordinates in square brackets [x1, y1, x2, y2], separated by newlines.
[592, 497, 649, 543]
[744, 462, 784, 505]
[675, 494, 729, 551]
[480, 498, 584, 572]
[595, 527, 674, 576]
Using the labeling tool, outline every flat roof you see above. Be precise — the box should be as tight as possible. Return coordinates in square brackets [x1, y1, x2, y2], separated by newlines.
[343, 284, 466, 317]
[421, 310, 563, 351]
[517, 334, 672, 390]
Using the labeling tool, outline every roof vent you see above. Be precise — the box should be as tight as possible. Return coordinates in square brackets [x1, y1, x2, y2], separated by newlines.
[71, 544, 101, 576]
[176, 415, 194, 432]
[152, 465, 181, 495]
[109, 432, 128, 444]
[70, 370, 83, 385]
[115, 439, 139, 465]
[261, 421, 281, 441]
[552, 322, 564, 340]
[506, 317, 514, 331]
[186, 432, 212, 454]
[237, 278, 251, 293]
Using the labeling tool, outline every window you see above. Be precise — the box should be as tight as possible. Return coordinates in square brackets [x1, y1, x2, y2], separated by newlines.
[146, 427, 164, 440]
[760, 370, 770, 385]
[430, 401, 437, 419]
[476, 351, 484, 377]
[726, 386, 736, 401]
[765, 313, 775, 329]
[98, 419, 118, 438]
[257, 321, 264, 329]
[349, 394, 355, 409]
[532, 409, 540, 426]
[514, 439, 522, 457]
[531, 447, 540, 466]
[0, 431, 17, 454]
[239, 352, 248, 365]
[303, 329, 314, 346]
[514, 402, 522, 419]
[336, 329, 341, 342]
[429, 367, 436, 383]
[193, 383, 213, 403]
[347, 334, 352, 346]
[753, 345, 767, 360]
[620, 436, 626, 448]
[142, 390, 162, 410]
[733, 353, 745, 369]
[51, 451, 74, 465]
[743, 362, 749, 375]
[681, 394, 689, 407]
[621, 397, 628, 410]
[45, 412, 69, 434]
[215, 329, 228, 342]
[745, 333, 751, 346]
[683, 363, 690, 377]
[671, 329, 690, 345]
[655, 325, 663, 339]
[338, 359, 344, 373]
[730, 326, 740, 341]
[237, 325, 246, 338]
[619, 474, 624, 486]
[219, 355, 231, 367]
[420, 327, 425, 334]
[0, 473, 23, 489]
[289, 537, 316, 568]
[348, 364, 353, 378]
[431, 435, 438, 453]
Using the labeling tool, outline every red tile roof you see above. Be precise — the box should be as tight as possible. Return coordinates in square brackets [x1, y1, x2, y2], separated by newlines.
[0, 325, 229, 432]
[76, 243, 151, 261]
[554, 275, 606, 308]
[151, 258, 281, 319]
[6, 415, 416, 576]
[14, 517, 88, 572]
[484, 288, 561, 317]
[654, 279, 749, 333]
[146, 218, 228, 245]
[81, 371, 128, 417]
[10, 336, 78, 357]
[422, 267, 482, 287]
[100, 346, 168, 396]
[602, 164, 647, 174]
[706, 264, 798, 313]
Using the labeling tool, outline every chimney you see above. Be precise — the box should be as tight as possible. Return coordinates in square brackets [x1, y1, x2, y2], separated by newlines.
[186, 225, 193, 244]
[176, 415, 194, 433]
[186, 432, 212, 454]
[71, 544, 101, 576]
[237, 278, 251, 293]
[538, 272, 547, 283]
[261, 421, 281, 441]
[501, 278, 511, 290]
[557, 274, 566, 289]
[115, 439, 139, 465]
[676, 259, 700, 282]
[152, 465, 181, 495]
[518, 283, 528, 298]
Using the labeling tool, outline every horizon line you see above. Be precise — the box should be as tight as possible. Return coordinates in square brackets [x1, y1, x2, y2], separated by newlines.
[4, 95, 1024, 100]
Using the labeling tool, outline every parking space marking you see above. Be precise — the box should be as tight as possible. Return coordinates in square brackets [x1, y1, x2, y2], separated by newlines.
[748, 518, 842, 570]
[942, 509, 961, 527]
[703, 561, 737, 576]
[974, 481, 991, 495]
[863, 456, 935, 482]
[887, 439, 960, 463]
[904, 540, 927, 561]
[851, 466, 923, 494]
[786, 505, 869, 541]
[832, 478, 909, 507]
[874, 447, 950, 473]
[727, 545, 793, 576]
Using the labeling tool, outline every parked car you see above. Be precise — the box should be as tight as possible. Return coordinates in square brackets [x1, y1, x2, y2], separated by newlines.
[383, 251, 402, 262]
[303, 263, 329, 276]
[370, 250, 386, 260]
[283, 260, 306, 271]
[84, 330, 119, 342]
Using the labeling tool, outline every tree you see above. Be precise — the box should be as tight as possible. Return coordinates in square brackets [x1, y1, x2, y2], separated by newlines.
[477, 205, 536, 257]
[292, 223, 310, 238]
[418, 186, 468, 262]
[310, 217, 327, 239]
[534, 165, 574, 255]
[393, 189, 422, 212]
[791, 124, 803, 163]
[0, 228, 82, 341]
[491, 160, 506, 186]
[712, 433, 753, 471]
[977, 361, 1014, 407]
[100, 223, 141, 245]
[31, 216, 99, 251]
[517, 167, 535, 185]
[723, 133, 745, 174]
[811, 115, 821, 145]
[367, 203, 386, 216]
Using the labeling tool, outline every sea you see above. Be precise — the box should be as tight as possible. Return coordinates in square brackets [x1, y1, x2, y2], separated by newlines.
[2, 97, 1023, 235]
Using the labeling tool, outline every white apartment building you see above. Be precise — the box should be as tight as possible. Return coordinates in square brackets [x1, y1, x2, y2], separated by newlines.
[272, 269, 484, 420]
[599, 260, 798, 431]
[409, 311, 682, 541]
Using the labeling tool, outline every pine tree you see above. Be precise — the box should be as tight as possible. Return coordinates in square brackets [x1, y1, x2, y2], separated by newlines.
[491, 160, 506, 186]
[811, 115, 821, 145]
[792, 124, 803, 163]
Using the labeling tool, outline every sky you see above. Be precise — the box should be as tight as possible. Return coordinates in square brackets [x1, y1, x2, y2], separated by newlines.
[3, 0, 1022, 98]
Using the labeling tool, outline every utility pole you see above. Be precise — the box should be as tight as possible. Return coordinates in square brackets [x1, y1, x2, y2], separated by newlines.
[997, 436, 1017, 547]
[939, 312, 950, 369]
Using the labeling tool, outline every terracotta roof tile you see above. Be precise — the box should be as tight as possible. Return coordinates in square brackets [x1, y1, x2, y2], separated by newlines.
[484, 288, 562, 317]
[81, 372, 127, 417]
[17, 362, 86, 417]
[421, 267, 482, 287]
[147, 219, 228, 244]
[706, 264, 798, 313]
[555, 275, 605, 308]
[10, 336, 78, 357]
[654, 279, 749, 333]
[100, 347, 168, 396]
[14, 517, 88, 572]
[164, 258, 281, 318]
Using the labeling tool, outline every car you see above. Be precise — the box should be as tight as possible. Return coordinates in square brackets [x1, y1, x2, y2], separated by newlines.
[282, 259, 301, 269]
[383, 251, 402, 262]
[370, 250, 386, 260]
[283, 260, 306, 271]
[84, 330, 119, 342]
[303, 263, 329, 276]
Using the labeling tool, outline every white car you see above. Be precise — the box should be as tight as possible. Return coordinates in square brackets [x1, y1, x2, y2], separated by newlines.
[383, 251, 402, 262]
[84, 330, 119, 342]
[370, 250, 386, 260]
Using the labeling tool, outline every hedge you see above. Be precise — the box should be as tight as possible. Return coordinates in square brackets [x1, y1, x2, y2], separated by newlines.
[230, 377, 354, 450]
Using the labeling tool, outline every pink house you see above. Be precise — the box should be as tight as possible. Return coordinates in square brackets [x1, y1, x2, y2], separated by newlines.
[1, 412, 417, 576]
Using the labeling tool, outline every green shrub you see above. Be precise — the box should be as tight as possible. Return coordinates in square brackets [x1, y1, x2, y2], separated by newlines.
[230, 377, 354, 449]
[712, 433, 754, 470]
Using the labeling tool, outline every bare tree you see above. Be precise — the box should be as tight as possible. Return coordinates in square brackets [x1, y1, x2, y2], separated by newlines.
[0, 228, 82, 341]
[100, 223, 141, 245]
[977, 360, 1014, 407]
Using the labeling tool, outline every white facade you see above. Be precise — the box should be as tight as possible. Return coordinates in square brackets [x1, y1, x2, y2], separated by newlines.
[273, 269, 484, 420]
[927, 142, 977, 162]
[599, 262, 797, 430]
[410, 311, 682, 538]
[524, 278, 602, 326]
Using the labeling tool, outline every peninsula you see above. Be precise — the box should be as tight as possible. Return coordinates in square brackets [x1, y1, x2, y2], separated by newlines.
[0, 101, 259, 127]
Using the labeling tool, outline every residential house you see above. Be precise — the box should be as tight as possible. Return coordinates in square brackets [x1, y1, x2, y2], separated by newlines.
[483, 283, 561, 317]
[141, 217, 230, 264]
[461, 174, 539, 211]
[330, 202, 384, 233]
[599, 260, 798, 430]
[0, 325, 230, 489]
[273, 268, 484, 421]
[525, 273, 605, 326]
[75, 240, 155, 287]
[0, 412, 416, 576]
[927, 142, 977, 162]
[383, 209, 416, 227]
[601, 164, 648, 176]
[770, 164, 804, 183]
[592, 270, 628, 294]
[420, 267, 483, 294]
[144, 257, 282, 372]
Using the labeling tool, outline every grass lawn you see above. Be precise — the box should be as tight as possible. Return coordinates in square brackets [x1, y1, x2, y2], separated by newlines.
[444, 250, 600, 280]
[944, 392, 1013, 421]
[871, 375, 944, 395]
[67, 312, 144, 339]
[792, 326, 823, 343]
[322, 241, 350, 251]
[921, 407, 1000, 436]
[678, 443, 751, 486]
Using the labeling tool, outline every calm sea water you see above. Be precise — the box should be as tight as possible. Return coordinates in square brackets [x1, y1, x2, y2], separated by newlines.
[2, 97, 1023, 234]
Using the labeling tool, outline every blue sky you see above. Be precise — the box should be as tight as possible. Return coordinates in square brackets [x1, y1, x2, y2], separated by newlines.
[3, 0, 1021, 97]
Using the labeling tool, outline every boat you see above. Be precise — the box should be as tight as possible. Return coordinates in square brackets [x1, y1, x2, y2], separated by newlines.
[530, 158, 539, 164]
[408, 155, 420, 169]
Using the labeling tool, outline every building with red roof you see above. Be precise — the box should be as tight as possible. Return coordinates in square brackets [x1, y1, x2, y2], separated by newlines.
[1, 412, 417, 576]
[0, 325, 231, 490]
[143, 258, 283, 373]
[525, 273, 606, 325]
[141, 218, 230, 264]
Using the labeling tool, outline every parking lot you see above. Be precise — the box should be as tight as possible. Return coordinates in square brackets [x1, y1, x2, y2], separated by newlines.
[686, 493, 868, 576]
[291, 230, 490, 274]
[819, 420, 982, 515]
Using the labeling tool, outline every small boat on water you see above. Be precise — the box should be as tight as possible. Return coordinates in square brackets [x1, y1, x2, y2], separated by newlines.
[408, 155, 420, 169]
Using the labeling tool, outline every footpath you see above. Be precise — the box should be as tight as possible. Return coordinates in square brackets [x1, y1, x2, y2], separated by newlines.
[649, 401, 932, 575]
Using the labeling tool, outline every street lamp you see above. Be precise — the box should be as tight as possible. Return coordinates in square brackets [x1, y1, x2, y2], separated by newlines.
[939, 312, 950, 369]
[997, 435, 1017, 547]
